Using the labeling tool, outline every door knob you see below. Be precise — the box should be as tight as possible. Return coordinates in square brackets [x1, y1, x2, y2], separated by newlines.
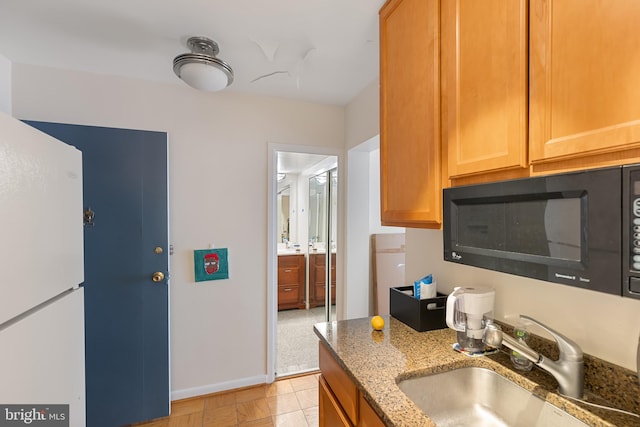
[152, 272, 165, 282]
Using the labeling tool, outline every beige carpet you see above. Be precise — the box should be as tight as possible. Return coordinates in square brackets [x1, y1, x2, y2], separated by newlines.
[276, 306, 335, 377]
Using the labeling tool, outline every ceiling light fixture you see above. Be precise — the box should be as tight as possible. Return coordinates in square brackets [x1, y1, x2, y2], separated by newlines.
[173, 36, 234, 92]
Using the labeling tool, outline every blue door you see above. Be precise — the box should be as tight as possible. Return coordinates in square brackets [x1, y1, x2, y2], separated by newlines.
[24, 121, 170, 427]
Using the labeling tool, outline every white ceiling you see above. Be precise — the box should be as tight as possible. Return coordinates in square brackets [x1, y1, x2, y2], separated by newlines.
[0, 0, 385, 105]
[277, 152, 333, 174]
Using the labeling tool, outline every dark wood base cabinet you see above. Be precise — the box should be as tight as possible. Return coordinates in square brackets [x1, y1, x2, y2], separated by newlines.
[309, 252, 336, 308]
[277, 254, 305, 311]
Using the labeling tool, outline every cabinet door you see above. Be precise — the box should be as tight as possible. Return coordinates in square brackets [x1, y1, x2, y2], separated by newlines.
[319, 343, 358, 425]
[357, 394, 385, 427]
[319, 376, 353, 427]
[530, 0, 640, 165]
[443, 0, 528, 178]
[380, 0, 442, 228]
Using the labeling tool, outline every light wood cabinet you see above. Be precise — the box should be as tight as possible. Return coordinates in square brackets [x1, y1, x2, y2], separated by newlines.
[530, 0, 640, 171]
[277, 254, 305, 311]
[358, 394, 386, 427]
[319, 342, 385, 427]
[379, 0, 442, 228]
[443, 0, 528, 180]
[309, 253, 336, 308]
[319, 376, 352, 427]
[380, 0, 640, 213]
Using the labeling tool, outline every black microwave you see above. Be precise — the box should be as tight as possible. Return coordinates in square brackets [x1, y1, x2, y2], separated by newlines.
[443, 165, 640, 299]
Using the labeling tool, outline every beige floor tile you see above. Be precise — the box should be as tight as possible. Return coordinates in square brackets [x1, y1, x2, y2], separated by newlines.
[202, 404, 237, 427]
[168, 412, 203, 427]
[171, 399, 205, 416]
[238, 417, 274, 426]
[265, 380, 294, 397]
[235, 386, 267, 403]
[272, 410, 309, 427]
[133, 373, 319, 427]
[204, 392, 236, 411]
[303, 406, 319, 427]
[295, 388, 318, 410]
[289, 375, 318, 392]
[266, 392, 301, 415]
[132, 419, 169, 427]
[237, 398, 271, 423]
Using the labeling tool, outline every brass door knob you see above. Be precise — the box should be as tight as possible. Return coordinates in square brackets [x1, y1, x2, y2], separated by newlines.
[152, 272, 165, 282]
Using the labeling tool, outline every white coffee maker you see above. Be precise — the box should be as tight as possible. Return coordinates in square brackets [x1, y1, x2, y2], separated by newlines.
[446, 287, 495, 352]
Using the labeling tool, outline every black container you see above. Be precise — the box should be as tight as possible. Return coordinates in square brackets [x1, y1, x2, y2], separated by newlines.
[389, 286, 448, 332]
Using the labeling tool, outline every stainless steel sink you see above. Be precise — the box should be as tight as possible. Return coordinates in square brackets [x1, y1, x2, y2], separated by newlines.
[398, 367, 589, 427]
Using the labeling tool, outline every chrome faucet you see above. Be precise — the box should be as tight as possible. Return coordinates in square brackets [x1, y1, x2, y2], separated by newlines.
[483, 315, 584, 398]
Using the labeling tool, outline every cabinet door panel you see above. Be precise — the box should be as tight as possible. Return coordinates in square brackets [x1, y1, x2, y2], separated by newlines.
[358, 394, 385, 427]
[444, 0, 528, 177]
[319, 343, 358, 425]
[530, 0, 640, 163]
[319, 376, 353, 427]
[380, 0, 441, 227]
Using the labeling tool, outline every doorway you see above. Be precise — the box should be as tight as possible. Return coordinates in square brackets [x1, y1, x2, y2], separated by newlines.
[24, 121, 170, 426]
[267, 145, 340, 381]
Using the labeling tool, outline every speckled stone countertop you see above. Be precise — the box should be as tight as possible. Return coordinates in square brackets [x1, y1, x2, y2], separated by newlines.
[314, 316, 640, 427]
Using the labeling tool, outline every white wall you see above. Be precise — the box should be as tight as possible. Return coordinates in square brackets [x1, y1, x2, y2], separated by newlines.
[405, 229, 640, 371]
[344, 79, 403, 319]
[0, 53, 11, 115]
[11, 63, 345, 398]
[345, 78, 379, 151]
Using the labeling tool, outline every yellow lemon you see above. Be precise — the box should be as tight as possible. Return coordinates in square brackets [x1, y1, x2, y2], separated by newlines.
[371, 315, 385, 331]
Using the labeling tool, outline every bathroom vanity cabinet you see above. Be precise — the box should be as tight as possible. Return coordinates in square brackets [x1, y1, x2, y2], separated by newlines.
[308, 252, 336, 308]
[277, 254, 305, 311]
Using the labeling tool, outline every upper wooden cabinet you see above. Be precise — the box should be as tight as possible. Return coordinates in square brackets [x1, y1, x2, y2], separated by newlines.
[379, 0, 442, 228]
[380, 0, 640, 224]
[529, 0, 640, 167]
[443, 0, 528, 179]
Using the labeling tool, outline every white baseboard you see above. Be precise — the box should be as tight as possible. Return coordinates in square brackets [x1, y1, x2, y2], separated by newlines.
[171, 375, 268, 401]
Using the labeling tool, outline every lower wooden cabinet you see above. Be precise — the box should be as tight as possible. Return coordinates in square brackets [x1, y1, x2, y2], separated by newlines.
[309, 253, 336, 308]
[358, 395, 386, 427]
[277, 254, 305, 310]
[319, 342, 385, 427]
[319, 376, 352, 427]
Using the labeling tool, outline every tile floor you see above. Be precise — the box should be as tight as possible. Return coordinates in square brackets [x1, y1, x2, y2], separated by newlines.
[132, 373, 320, 427]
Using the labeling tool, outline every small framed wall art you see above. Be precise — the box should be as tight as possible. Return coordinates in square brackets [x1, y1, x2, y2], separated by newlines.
[194, 248, 229, 282]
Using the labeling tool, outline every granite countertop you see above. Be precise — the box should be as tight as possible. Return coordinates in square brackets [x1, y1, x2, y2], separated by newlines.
[314, 316, 640, 427]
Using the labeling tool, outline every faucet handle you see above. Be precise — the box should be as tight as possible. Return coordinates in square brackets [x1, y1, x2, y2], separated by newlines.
[521, 315, 583, 362]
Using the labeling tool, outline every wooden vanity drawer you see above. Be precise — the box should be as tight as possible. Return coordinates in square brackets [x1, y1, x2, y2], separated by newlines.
[278, 266, 300, 285]
[278, 284, 300, 306]
[278, 254, 303, 267]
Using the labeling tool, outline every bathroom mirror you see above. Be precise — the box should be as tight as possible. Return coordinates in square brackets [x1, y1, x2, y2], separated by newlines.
[277, 186, 290, 243]
[308, 169, 337, 251]
[308, 173, 327, 248]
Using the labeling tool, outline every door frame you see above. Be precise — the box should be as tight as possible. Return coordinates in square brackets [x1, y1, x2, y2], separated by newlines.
[267, 143, 344, 382]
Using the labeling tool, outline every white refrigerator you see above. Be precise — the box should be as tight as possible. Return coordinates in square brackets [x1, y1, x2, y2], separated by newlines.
[0, 112, 85, 426]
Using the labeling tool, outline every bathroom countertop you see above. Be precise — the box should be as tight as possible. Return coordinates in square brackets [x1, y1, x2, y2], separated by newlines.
[276, 250, 304, 256]
[314, 316, 640, 427]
